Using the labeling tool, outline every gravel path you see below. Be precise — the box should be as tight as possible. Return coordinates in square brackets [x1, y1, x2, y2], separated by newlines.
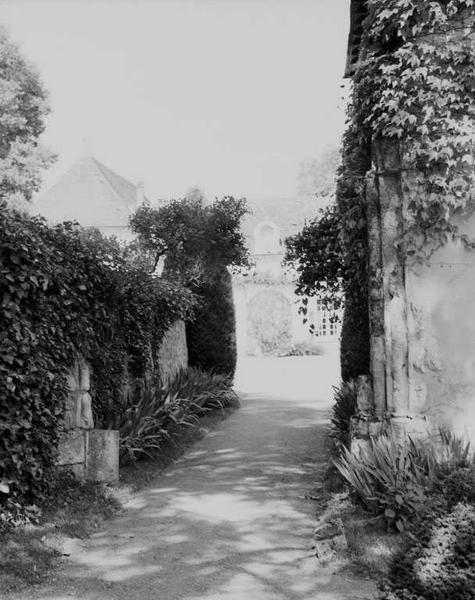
[13, 357, 376, 600]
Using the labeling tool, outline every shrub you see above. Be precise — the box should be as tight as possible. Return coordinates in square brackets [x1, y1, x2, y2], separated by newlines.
[284, 340, 323, 356]
[334, 430, 474, 532]
[340, 284, 370, 382]
[334, 433, 432, 531]
[329, 380, 358, 450]
[130, 197, 249, 378]
[0, 206, 194, 508]
[186, 267, 237, 377]
[381, 503, 475, 600]
[114, 367, 238, 463]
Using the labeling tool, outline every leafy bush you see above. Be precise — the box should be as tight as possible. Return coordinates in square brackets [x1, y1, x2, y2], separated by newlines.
[114, 367, 238, 463]
[285, 128, 371, 383]
[432, 467, 475, 511]
[0, 206, 194, 507]
[329, 380, 358, 450]
[340, 285, 370, 382]
[284, 340, 323, 356]
[334, 433, 432, 531]
[381, 503, 475, 600]
[130, 197, 249, 378]
[186, 267, 237, 377]
[334, 429, 474, 532]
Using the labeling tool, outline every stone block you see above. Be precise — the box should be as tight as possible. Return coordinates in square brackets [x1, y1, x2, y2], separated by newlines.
[78, 360, 90, 390]
[63, 392, 94, 430]
[357, 375, 373, 411]
[57, 462, 85, 480]
[86, 430, 119, 483]
[312, 518, 347, 560]
[314, 518, 345, 541]
[57, 430, 86, 466]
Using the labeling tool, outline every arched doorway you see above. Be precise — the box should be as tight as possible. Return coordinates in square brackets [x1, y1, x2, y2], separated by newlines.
[247, 289, 292, 356]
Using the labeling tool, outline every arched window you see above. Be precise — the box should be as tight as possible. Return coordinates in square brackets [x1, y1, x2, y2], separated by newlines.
[253, 221, 280, 254]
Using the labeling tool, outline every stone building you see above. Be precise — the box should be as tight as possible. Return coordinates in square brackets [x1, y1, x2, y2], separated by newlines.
[234, 197, 340, 357]
[346, 2, 475, 442]
[34, 155, 145, 240]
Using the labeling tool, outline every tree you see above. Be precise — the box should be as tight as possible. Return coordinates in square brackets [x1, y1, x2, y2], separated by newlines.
[130, 196, 249, 377]
[0, 27, 55, 205]
[287, 129, 370, 382]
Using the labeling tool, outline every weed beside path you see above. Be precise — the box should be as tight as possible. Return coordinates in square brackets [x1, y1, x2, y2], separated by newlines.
[4, 357, 376, 600]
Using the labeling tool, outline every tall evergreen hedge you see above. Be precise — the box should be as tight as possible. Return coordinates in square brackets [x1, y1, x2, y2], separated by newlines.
[340, 281, 370, 382]
[186, 267, 237, 377]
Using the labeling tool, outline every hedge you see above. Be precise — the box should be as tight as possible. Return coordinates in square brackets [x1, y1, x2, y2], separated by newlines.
[0, 205, 194, 506]
[186, 267, 237, 378]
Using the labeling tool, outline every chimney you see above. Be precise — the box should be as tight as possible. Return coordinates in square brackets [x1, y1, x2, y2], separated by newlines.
[136, 181, 145, 206]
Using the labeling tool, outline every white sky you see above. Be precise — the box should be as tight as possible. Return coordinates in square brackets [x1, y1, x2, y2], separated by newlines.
[1, 0, 350, 201]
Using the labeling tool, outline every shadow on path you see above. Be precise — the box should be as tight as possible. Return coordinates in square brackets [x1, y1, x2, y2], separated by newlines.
[16, 357, 376, 600]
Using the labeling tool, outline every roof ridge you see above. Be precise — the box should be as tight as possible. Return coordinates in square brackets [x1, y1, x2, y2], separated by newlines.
[90, 157, 137, 208]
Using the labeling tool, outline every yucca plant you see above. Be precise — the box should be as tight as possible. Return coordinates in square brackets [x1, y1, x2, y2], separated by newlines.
[333, 428, 474, 531]
[333, 432, 433, 531]
[115, 367, 237, 463]
[437, 427, 473, 467]
[166, 367, 237, 413]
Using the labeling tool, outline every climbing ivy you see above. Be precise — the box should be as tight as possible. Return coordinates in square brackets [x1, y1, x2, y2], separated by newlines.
[0, 206, 194, 507]
[286, 124, 371, 380]
[356, 0, 475, 258]
[286, 0, 475, 380]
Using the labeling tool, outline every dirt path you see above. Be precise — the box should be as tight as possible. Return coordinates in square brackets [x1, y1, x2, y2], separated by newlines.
[13, 357, 376, 600]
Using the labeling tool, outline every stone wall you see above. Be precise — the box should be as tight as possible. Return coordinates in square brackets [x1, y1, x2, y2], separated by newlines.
[57, 358, 119, 482]
[407, 235, 475, 441]
[350, 11, 475, 446]
[357, 147, 475, 445]
[158, 319, 188, 384]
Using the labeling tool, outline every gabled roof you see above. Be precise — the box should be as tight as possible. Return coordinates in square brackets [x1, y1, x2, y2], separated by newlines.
[34, 156, 139, 228]
[345, 0, 368, 77]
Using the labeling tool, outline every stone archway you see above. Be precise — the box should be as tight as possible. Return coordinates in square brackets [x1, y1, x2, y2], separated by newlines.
[247, 289, 292, 356]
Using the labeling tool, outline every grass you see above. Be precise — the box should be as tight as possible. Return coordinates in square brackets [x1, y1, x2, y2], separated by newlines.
[0, 477, 122, 595]
[314, 490, 404, 580]
[0, 397, 239, 595]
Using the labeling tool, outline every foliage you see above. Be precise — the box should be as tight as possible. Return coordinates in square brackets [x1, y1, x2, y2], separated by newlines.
[356, 0, 475, 259]
[0, 205, 194, 507]
[283, 340, 323, 356]
[380, 503, 475, 600]
[247, 289, 292, 356]
[378, 431, 475, 599]
[131, 196, 249, 377]
[186, 268, 238, 375]
[130, 196, 249, 276]
[286, 126, 371, 380]
[0, 27, 55, 204]
[329, 380, 358, 450]
[334, 433, 432, 532]
[334, 429, 474, 532]
[114, 367, 237, 463]
[340, 283, 370, 381]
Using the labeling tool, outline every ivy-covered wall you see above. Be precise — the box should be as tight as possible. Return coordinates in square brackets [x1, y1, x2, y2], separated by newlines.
[348, 1, 475, 442]
[0, 205, 194, 506]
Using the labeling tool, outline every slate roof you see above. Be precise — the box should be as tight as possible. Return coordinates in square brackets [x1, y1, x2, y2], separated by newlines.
[34, 156, 139, 229]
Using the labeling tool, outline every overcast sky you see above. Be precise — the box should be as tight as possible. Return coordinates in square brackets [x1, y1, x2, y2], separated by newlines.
[2, 0, 350, 201]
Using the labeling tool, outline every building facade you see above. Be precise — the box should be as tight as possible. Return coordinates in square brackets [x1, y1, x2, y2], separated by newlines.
[234, 197, 341, 357]
[34, 155, 144, 241]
